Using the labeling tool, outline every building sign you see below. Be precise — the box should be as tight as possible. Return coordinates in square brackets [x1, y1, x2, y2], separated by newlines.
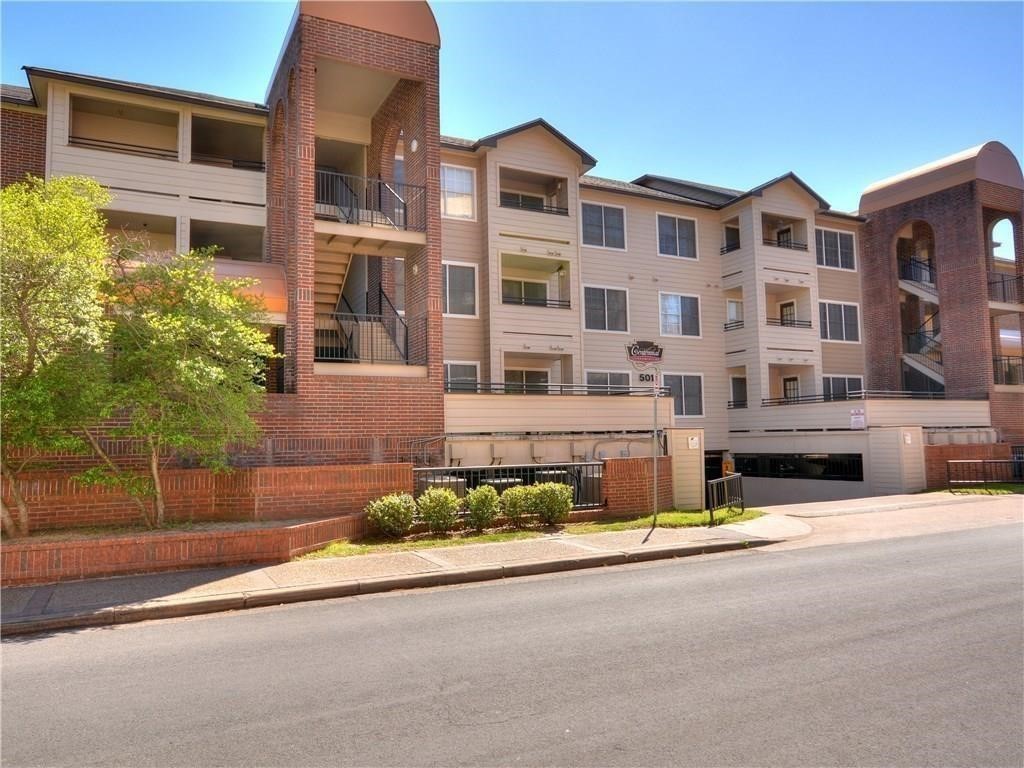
[850, 407, 866, 430]
[626, 341, 663, 371]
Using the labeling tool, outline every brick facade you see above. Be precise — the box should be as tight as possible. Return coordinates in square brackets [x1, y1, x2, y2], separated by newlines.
[0, 106, 46, 187]
[602, 457, 674, 516]
[922, 442, 1012, 490]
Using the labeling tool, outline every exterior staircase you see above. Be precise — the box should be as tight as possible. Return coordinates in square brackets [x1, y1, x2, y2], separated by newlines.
[898, 256, 939, 303]
[903, 319, 944, 386]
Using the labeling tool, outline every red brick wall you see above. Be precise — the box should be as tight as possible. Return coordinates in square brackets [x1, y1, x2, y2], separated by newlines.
[990, 391, 1024, 445]
[603, 457, 674, 516]
[1, 106, 46, 187]
[923, 443, 1012, 489]
[1, 515, 366, 586]
[2, 463, 412, 532]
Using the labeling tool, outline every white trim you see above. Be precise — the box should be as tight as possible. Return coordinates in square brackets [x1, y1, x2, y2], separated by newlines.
[580, 201, 628, 251]
[661, 371, 705, 418]
[582, 283, 630, 334]
[443, 360, 481, 384]
[442, 260, 479, 318]
[814, 226, 858, 272]
[440, 163, 477, 222]
[726, 298, 744, 323]
[819, 299, 862, 344]
[655, 211, 700, 261]
[658, 291, 703, 339]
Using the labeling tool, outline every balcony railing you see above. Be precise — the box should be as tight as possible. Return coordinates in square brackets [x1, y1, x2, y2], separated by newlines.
[68, 135, 178, 161]
[898, 256, 936, 285]
[766, 317, 813, 329]
[190, 152, 265, 172]
[989, 273, 1022, 304]
[315, 297, 425, 365]
[499, 198, 569, 216]
[501, 296, 571, 309]
[726, 399, 748, 409]
[445, 382, 670, 396]
[314, 169, 426, 232]
[414, 462, 604, 510]
[763, 238, 808, 251]
[994, 356, 1024, 385]
[723, 319, 744, 331]
[760, 389, 978, 407]
[719, 243, 741, 255]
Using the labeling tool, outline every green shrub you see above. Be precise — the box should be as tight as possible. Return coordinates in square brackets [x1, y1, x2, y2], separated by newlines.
[417, 487, 460, 535]
[465, 485, 500, 532]
[531, 482, 574, 526]
[500, 485, 533, 528]
[366, 493, 416, 539]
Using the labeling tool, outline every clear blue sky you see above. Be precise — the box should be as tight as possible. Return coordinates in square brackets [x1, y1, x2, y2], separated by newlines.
[2, 1, 1021, 212]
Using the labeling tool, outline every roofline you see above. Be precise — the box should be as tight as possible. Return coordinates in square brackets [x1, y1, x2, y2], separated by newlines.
[725, 172, 831, 210]
[23, 66, 268, 116]
[816, 209, 867, 223]
[578, 179, 715, 208]
[0, 87, 36, 107]
[442, 119, 597, 169]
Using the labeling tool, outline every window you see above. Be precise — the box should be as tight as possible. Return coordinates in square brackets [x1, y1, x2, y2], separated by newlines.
[584, 286, 628, 332]
[660, 293, 701, 337]
[393, 258, 405, 313]
[586, 371, 630, 393]
[504, 369, 549, 394]
[724, 225, 741, 252]
[658, 214, 697, 259]
[815, 229, 856, 270]
[663, 374, 703, 416]
[733, 453, 864, 482]
[823, 375, 863, 401]
[502, 279, 548, 307]
[730, 377, 748, 408]
[500, 190, 544, 212]
[819, 301, 860, 342]
[780, 301, 797, 326]
[442, 262, 477, 316]
[782, 377, 800, 401]
[440, 165, 475, 219]
[444, 362, 479, 392]
[581, 203, 625, 249]
[726, 299, 744, 325]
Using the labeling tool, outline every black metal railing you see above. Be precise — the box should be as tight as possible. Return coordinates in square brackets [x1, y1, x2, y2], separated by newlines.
[898, 256, 936, 285]
[413, 462, 604, 510]
[190, 152, 266, 172]
[499, 199, 569, 216]
[766, 317, 813, 329]
[903, 331, 943, 373]
[501, 296, 571, 309]
[994, 356, 1024, 385]
[445, 382, 670, 396]
[314, 169, 426, 232]
[989, 273, 1022, 304]
[726, 400, 747, 409]
[314, 300, 421, 365]
[723, 320, 744, 331]
[763, 238, 808, 251]
[759, 389, 976, 407]
[947, 460, 1024, 493]
[706, 473, 744, 524]
[719, 243, 741, 255]
[69, 135, 178, 161]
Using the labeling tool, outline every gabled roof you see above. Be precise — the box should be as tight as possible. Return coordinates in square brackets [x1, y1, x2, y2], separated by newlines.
[22, 66, 268, 116]
[631, 174, 742, 206]
[0, 84, 35, 106]
[440, 119, 597, 170]
[580, 175, 715, 207]
[728, 172, 831, 210]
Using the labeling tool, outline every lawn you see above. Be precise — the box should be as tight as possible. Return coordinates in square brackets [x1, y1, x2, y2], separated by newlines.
[946, 483, 1024, 496]
[299, 506, 763, 560]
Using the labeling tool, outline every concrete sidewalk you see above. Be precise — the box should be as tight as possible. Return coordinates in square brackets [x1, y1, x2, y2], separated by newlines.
[1, 514, 807, 636]
[758, 491, 1012, 518]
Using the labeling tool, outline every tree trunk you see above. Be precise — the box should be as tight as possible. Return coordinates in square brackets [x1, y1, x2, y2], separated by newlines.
[0, 459, 30, 536]
[80, 427, 153, 528]
[148, 438, 166, 528]
[1, 497, 19, 538]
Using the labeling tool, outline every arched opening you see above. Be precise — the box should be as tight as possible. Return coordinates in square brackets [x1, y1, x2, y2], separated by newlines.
[895, 220, 942, 392]
[990, 217, 1018, 264]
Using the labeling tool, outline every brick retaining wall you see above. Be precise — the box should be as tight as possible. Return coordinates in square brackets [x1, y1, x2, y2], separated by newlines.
[602, 457, 674, 516]
[923, 443, 1012, 489]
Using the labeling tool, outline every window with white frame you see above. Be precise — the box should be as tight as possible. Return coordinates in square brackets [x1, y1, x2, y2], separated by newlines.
[657, 214, 698, 259]
[581, 203, 625, 249]
[442, 262, 476, 316]
[819, 301, 860, 342]
[663, 374, 703, 416]
[444, 362, 479, 391]
[823, 375, 864, 401]
[815, 228, 856, 270]
[726, 299, 744, 324]
[440, 165, 475, 219]
[504, 369, 549, 394]
[584, 286, 628, 331]
[660, 293, 701, 336]
[585, 371, 630, 393]
[502, 278, 548, 306]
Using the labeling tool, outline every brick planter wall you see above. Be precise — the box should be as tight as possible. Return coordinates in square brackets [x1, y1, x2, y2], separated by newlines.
[923, 443, 1012, 489]
[602, 457, 674, 517]
[1, 515, 366, 586]
[2, 463, 412, 532]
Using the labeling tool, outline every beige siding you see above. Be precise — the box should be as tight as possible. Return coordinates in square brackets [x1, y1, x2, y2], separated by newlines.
[445, 392, 673, 433]
[667, 428, 705, 510]
[821, 341, 865, 375]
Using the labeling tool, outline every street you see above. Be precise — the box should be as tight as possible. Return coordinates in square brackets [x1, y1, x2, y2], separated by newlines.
[3, 521, 1023, 767]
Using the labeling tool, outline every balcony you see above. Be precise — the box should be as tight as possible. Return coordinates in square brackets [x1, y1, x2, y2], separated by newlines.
[314, 293, 425, 368]
[989, 273, 1022, 305]
[724, 320, 744, 331]
[499, 192, 568, 217]
[994, 356, 1024, 385]
[766, 317, 813, 329]
[314, 170, 426, 233]
[502, 295, 571, 309]
[68, 94, 178, 161]
[191, 115, 264, 172]
[762, 237, 808, 252]
[899, 257, 936, 285]
[761, 212, 809, 252]
[497, 167, 569, 218]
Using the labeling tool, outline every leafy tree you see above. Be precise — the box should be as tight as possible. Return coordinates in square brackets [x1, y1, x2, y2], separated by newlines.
[81, 247, 277, 528]
[0, 176, 111, 537]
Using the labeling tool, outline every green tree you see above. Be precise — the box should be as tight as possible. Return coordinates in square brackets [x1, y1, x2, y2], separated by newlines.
[82, 247, 277, 528]
[0, 176, 112, 537]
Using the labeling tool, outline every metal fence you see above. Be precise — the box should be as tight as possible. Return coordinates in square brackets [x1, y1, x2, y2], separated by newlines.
[947, 460, 1024, 493]
[413, 462, 604, 509]
[706, 473, 744, 524]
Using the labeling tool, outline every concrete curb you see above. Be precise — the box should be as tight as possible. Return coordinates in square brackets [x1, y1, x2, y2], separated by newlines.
[1, 538, 773, 637]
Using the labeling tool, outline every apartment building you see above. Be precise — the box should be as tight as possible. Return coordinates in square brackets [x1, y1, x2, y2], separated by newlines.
[2, 0, 1019, 506]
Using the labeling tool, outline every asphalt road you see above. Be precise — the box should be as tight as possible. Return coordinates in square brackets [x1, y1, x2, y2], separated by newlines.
[3, 524, 1022, 768]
